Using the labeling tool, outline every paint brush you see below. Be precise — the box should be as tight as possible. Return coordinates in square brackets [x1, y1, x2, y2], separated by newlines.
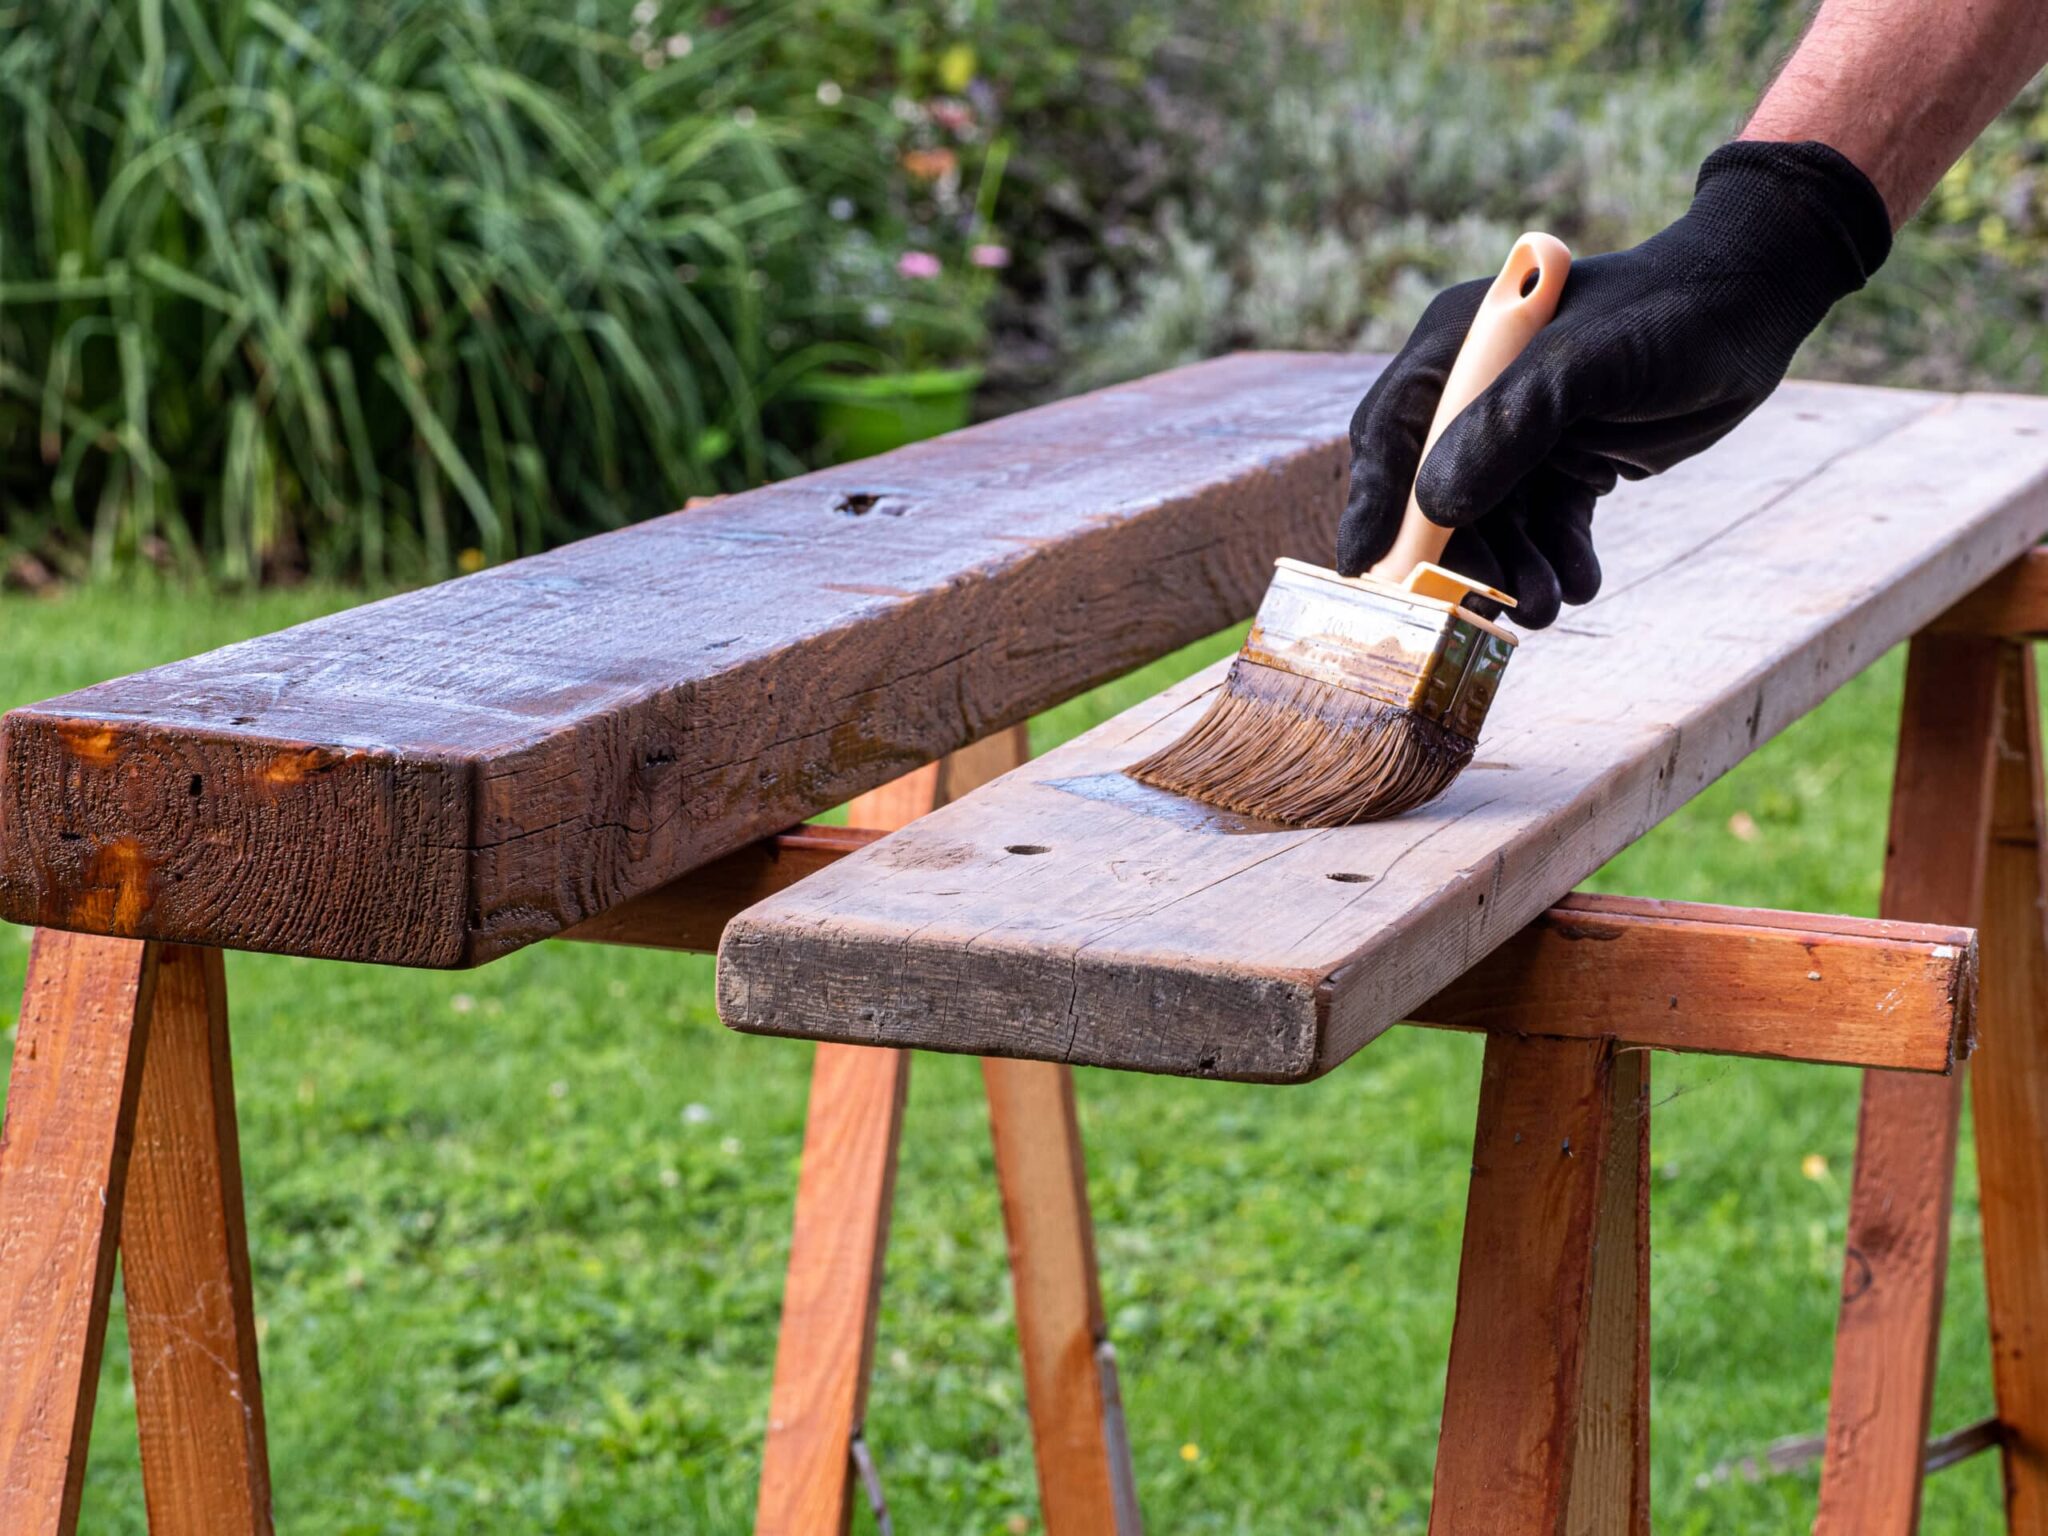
[1126, 231, 1571, 824]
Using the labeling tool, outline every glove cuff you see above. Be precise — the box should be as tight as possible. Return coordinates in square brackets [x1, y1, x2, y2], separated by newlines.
[1693, 140, 1894, 301]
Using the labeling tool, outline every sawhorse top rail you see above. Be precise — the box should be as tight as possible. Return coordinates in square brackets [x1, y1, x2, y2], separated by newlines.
[0, 354, 1372, 968]
[719, 388, 2048, 1080]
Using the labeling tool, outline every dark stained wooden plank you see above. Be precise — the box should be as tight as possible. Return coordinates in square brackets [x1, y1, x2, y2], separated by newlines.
[0, 931, 157, 1535]
[720, 393, 2048, 1081]
[1964, 645, 2048, 1532]
[1816, 634, 2005, 1535]
[122, 944, 273, 1536]
[0, 354, 1376, 969]
[1415, 894, 1975, 1075]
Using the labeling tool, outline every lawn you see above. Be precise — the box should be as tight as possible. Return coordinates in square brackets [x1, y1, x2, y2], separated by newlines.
[0, 581, 2008, 1533]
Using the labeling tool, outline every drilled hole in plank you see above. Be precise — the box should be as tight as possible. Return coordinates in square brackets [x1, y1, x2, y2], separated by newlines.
[1326, 871, 1373, 883]
[1005, 844, 1050, 856]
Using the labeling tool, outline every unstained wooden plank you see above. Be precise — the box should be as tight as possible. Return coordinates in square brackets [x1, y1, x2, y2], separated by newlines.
[721, 389, 2048, 1080]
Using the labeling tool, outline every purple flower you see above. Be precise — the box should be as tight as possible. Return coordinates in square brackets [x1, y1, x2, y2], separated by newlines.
[969, 243, 1010, 269]
[896, 251, 942, 280]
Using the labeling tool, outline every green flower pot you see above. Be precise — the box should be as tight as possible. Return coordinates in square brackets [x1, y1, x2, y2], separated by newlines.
[801, 365, 983, 460]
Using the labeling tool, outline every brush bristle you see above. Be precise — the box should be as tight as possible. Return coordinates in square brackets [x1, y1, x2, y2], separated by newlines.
[1126, 658, 1474, 825]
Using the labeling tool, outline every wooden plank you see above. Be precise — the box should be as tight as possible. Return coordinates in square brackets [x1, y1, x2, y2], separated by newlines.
[721, 390, 2048, 1081]
[0, 355, 1373, 969]
[984, 1057, 1136, 1534]
[121, 944, 272, 1536]
[1429, 1034, 1640, 1535]
[1936, 547, 2048, 635]
[0, 931, 156, 1536]
[579, 819, 1975, 1073]
[1968, 644, 2048, 1531]
[583, 841, 1976, 1079]
[1816, 633, 2005, 1535]
[1415, 894, 1975, 1075]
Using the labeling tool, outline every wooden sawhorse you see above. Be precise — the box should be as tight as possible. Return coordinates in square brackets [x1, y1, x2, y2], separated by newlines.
[7, 360, 2048, 1531]
[0, 618, 2028, 1534]
[721, 558, 2048, 1531]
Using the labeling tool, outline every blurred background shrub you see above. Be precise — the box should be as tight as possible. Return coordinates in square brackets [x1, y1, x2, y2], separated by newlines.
[4, 0, 2045, 586]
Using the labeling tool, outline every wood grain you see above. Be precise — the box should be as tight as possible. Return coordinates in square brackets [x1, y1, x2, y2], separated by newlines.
[0, 931, 156, 1535]
[1967, 645, 2048, 1532]
[0, 355, 1372, 968]
[1816, 633, 2005, 1536]
[721, 391, 2048, 1080]
[121, 944, 273, 1536]
[1415, 893, 1975, 1074]
[1429, 1034, 1640, 1535]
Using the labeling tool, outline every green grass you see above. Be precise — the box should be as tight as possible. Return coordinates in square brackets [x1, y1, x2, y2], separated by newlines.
[0, 583, 2008, 1532]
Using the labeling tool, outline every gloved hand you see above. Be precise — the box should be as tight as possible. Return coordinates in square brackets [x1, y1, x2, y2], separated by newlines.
[1339, 140, 1893, 627]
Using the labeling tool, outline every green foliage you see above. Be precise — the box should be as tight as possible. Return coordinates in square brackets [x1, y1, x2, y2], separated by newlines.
[0, 582, 2016, 1531]
[0, 0, 898, 583]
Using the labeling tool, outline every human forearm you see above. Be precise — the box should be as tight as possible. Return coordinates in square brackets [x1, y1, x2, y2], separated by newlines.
[1743, 0, 2048, 226]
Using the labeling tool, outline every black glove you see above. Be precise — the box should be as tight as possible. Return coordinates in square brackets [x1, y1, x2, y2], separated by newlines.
[1339, 140, 1893, 627]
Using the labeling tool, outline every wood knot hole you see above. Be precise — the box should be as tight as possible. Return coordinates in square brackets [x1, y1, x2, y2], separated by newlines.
[1005, 844, 1050, 856]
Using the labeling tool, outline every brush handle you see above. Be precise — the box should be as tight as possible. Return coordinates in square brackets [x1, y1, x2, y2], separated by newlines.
[1368, 232, 1573, 584]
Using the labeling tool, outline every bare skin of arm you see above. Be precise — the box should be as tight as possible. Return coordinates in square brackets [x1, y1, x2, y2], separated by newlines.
[1743, 0, 2048, 227]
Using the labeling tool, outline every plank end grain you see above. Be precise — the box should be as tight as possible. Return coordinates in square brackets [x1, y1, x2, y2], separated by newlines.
[719, 911, 1330, 1082]
[0, 712, 473, 967]
[0, 352, 1380, 968]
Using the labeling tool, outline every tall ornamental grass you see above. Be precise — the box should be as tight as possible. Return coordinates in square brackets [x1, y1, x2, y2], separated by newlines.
[0, 0, 879, 582]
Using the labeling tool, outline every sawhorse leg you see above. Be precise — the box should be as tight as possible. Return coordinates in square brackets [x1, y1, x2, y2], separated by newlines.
[1819, 633, 2048, 1532]
[0, 933, 270, 1535]
[756, 728, 1138, 1534]
[1430, 1034, 1650, 1536]
[1817, 634, 2006, 1532]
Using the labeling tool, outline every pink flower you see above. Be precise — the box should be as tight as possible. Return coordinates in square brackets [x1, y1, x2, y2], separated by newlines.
[969, 243, 1010, 269]
[896, 251, 942, 279]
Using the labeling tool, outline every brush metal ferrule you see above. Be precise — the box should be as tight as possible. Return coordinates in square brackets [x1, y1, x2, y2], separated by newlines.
[1245, 560, 1517, 740]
